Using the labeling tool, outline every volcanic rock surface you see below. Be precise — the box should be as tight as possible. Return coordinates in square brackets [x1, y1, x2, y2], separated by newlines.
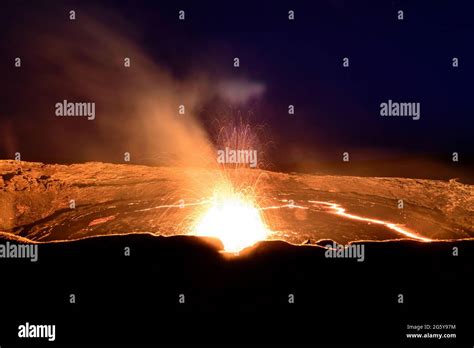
[0, 160, 472, 244]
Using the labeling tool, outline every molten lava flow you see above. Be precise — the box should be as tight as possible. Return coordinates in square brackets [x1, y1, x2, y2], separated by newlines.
[192, 192, 270, 253]
[309, 200, 433, 242]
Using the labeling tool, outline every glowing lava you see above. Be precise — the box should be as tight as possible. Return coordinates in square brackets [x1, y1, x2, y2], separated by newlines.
[309, 200, 433, 242]
[192, 193, 271, 253]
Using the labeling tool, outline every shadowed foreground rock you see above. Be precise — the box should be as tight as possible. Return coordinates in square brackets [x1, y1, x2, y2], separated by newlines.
[0, 233, 473, 344]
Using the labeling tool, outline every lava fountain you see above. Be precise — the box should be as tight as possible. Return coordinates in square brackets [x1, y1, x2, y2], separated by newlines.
[192, 187, 271, 253]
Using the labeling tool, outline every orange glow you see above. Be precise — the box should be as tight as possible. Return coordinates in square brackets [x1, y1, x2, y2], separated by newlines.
[192, 190, 271, 253]
[309, 200, 432, 242]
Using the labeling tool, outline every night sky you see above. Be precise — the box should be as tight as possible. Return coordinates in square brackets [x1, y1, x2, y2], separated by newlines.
[1, 0, 473, 177]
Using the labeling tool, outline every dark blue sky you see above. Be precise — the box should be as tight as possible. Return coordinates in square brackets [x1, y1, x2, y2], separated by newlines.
[1, 0, 473, 175]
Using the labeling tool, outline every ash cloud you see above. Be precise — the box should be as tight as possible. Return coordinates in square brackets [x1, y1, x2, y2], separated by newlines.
[1, 7, 216, 167]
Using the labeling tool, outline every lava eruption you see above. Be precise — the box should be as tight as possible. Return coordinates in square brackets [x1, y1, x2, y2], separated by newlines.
[192, 191, 270, 253]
